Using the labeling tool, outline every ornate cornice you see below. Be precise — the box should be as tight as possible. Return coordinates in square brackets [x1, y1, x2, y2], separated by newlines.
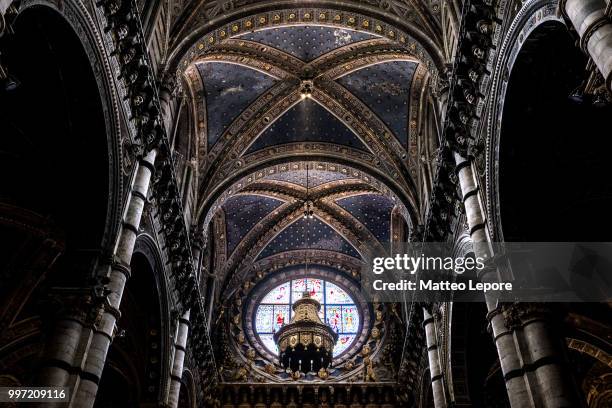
[168, 3, 444, 72]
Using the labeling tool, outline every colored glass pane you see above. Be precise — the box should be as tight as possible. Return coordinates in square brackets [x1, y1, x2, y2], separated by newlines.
[342, 306, 359, 332]
[254, 278, 361, 357]
[334, 334, 356, 355]
[260, 334, 278, 354]
[326, 305, 342, 332]
[273, 305, 289, 331]
[260, 281, 290, 303]
[255, 305, 274, 332]
[325, 282, 352, 304]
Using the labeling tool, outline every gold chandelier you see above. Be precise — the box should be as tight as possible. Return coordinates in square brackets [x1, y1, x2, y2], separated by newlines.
[273, 163, 338, 379]
[273, 291, 338, 379]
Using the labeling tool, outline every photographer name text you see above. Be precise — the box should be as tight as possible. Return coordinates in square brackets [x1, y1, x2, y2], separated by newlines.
[371, 279, 513, 292]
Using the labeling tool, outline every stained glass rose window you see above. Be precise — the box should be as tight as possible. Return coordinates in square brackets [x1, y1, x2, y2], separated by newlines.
[254, 278, 361, 357]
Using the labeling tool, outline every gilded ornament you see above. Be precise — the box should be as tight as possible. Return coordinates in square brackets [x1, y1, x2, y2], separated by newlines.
[274, 292, 337, 375]
[289, 335, 298, 348]
[234, 366, 248, 381]
[364, 357, 377, 382]
[371, 327, 380, 339]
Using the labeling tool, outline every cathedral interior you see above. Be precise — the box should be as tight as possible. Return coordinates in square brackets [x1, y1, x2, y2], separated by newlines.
[1, 0, 611, 406]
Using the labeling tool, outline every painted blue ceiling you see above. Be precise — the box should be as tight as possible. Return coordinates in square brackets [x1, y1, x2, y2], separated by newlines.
[246, 99, 367, 153]
[264, 168, 356, 188]
[336, 61, 417, 146]
[257, 217, 360, 259]
[197, 62, 277, 148]
[336, 194, 394, 243]
[237, 26, 377, 61]
[223, 194, 284, 254]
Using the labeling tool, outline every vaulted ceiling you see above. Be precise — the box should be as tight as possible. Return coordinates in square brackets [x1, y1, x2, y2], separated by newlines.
[170, 3, 443, 299]
[168, 0, 445, 56]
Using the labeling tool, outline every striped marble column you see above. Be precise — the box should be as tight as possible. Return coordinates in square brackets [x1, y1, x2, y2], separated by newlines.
[167, 310, 190, 408]
[423, 307, 448, 408]
[454, 152, 580, 408]
[69, 149, 158, 407]
[564, 0, 612, 90]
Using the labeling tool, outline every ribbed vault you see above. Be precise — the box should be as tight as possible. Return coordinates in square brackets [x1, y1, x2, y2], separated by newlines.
[169, 3, 442, 368]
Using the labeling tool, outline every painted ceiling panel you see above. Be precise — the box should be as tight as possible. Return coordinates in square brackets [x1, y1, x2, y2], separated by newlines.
[336, 61, 417, 146]
[197, 62, 277, 148]
[236, 26, 377, 61]
[336, 194, 394, 243]
[257, 217, 360, 259]
[246, 99, 367, 153]
[264, 168, 357, 188]
[223, 194, 284, 255]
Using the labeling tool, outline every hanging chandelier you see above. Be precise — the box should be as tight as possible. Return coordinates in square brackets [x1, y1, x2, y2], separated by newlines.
[273, 291, 338, 379]
[273, 163, 337, 379]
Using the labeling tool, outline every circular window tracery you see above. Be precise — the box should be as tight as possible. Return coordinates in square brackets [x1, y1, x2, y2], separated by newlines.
[254, 277, 361, 357]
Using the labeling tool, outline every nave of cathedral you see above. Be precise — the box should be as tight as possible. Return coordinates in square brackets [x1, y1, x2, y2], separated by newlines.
[0, 0, 611, 406]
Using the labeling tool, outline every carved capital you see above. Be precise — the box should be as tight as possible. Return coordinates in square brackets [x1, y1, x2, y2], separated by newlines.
[502, 302, 552, 331]
[43, 287, 105, 326]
